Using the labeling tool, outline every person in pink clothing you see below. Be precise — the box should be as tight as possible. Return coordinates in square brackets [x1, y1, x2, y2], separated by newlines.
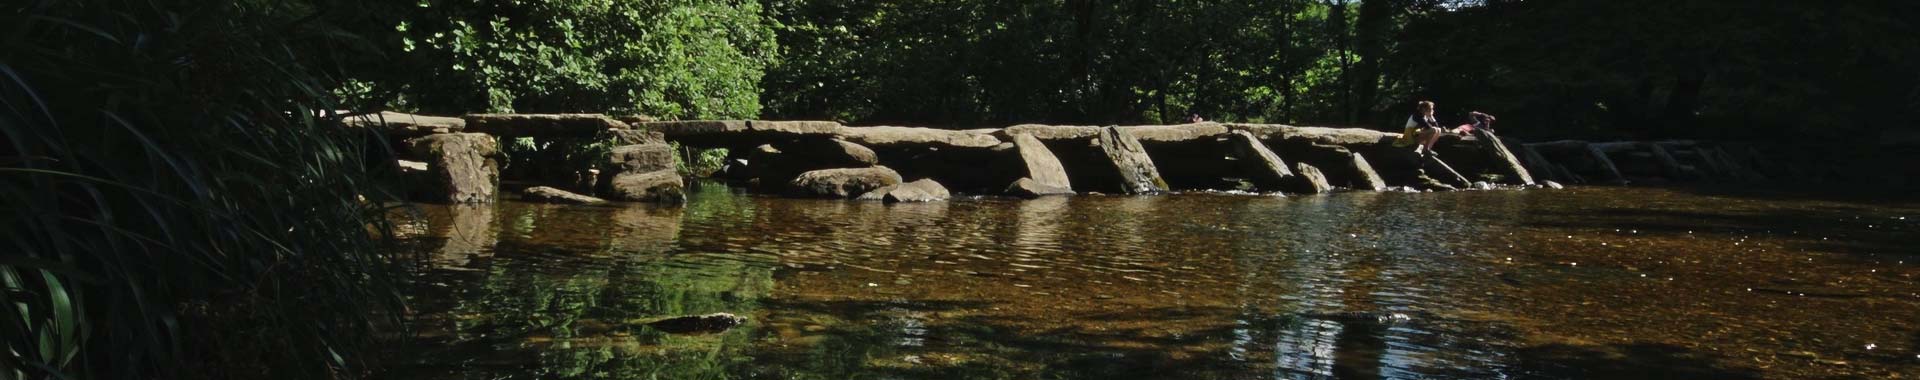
[1452, 111, 1497, 135]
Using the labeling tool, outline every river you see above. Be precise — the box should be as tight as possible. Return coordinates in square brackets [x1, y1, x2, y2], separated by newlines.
[384, 183, 1918, 379]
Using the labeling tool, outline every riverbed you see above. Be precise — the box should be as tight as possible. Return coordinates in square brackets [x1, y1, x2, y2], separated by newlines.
[385, 184, 1919, 379]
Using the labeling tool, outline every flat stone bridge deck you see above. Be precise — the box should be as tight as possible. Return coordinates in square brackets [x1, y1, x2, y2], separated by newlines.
[349, 112, 1769, 204]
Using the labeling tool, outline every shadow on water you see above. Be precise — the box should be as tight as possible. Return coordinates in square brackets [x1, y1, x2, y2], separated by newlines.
[1507, 343, 1762, 380]
[1518, 188, 1919, 258]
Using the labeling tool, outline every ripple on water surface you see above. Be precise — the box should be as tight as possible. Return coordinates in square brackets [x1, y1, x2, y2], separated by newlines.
[388, 184, 1920, 379]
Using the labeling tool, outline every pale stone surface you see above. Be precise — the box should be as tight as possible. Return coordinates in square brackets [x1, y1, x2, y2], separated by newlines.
[346, 111, 466, 137]
[1009, 134, 1073, 192]
[463, 114, 627, 137]
[790, 166, 904, 198]
[1119, 123, 1231, 143]
[1000, 124, 1102, 141]
[835, 126, 1003, 149]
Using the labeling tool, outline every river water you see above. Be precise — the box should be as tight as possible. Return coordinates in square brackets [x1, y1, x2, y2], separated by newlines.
[386, 183, 1918, 379]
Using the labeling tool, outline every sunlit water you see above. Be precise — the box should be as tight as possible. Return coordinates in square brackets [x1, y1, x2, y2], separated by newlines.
[385, 183, 1919, 379]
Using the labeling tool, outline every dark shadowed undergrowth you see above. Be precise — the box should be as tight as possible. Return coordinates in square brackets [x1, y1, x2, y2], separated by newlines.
[2, 1, 413, 378]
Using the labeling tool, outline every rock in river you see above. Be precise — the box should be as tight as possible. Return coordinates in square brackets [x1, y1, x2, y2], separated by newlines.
[606, 169, 686, 203]
[406, 133, 501, 204]
[858, 179, 952, 203]
[1291, 163, 1333, 194]
[790, 166, 903, 198]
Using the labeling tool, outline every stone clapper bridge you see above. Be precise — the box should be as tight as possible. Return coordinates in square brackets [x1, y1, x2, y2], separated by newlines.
[350, 112, 1772, 204]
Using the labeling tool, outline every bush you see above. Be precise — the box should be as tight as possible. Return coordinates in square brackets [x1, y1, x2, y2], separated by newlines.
[367, 0, 778, 119]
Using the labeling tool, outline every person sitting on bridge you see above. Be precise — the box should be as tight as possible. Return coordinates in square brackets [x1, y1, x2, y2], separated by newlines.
[1393, 101, 1444, 157]
[1453, 111, 1496, 136]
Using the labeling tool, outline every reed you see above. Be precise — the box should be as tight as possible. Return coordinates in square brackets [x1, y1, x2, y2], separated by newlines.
[2, 0, 411, 378]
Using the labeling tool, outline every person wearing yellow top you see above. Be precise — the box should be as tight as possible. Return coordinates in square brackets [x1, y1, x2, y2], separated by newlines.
[1394, 101, 1444, 157]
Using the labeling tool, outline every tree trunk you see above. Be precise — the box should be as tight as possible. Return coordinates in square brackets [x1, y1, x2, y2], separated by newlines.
[1352, 0, 1395, 124]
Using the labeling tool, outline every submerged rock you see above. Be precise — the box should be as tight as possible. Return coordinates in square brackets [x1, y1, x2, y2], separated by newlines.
[645, 313, 747, 335]
[522, 186, 607, 205]
[790, 166, 904, 198]
[858, 179, 952, 202]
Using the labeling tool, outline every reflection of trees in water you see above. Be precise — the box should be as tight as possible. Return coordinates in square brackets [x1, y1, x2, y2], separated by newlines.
[413, 198, 778, 379]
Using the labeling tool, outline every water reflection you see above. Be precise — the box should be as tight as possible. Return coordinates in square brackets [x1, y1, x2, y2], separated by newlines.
[387, 186, 1920, 379]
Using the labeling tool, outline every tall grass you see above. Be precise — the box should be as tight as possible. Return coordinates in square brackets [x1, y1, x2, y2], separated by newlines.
[2, 0, 411, 378]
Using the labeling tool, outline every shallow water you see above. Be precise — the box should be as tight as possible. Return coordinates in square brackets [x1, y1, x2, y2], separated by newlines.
[386, 184, 1920, 379]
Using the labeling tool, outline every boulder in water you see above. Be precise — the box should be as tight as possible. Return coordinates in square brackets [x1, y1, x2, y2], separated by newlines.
[790, 166, 903, 198]
[1542, 180, 1565, 189]
[406, 133, 502, 204]
[606, 169, 685, 203]
[1290, 163, 1334, 194]
[858, 179, 952, 203]
[1007, 133, 1073, 192]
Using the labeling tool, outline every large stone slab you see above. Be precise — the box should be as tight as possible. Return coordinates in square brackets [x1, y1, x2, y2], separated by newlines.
[463, 114, 627, 137]
[835, 126, 1002, 149]
[1096, 126, 1169, 194]
[633, 120, 751, 135]
[790, 166, 904, 198]
[1466, 129, 1535, 185]
[1119, 123, 1231, 143]
[1008, 134, 1073, 192]
[1226, 123, 1398, 147]
[1225, 130, 1297, 190]
[1343, 152, 1389, 191]
[634, 120, 842, 149]
[406, 133, 501, 204]
[773, 138, 879, 168]
[999, 124, 1102, 141]
[1291, 163, 1334, 194]
[346, 111, 465, 137]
